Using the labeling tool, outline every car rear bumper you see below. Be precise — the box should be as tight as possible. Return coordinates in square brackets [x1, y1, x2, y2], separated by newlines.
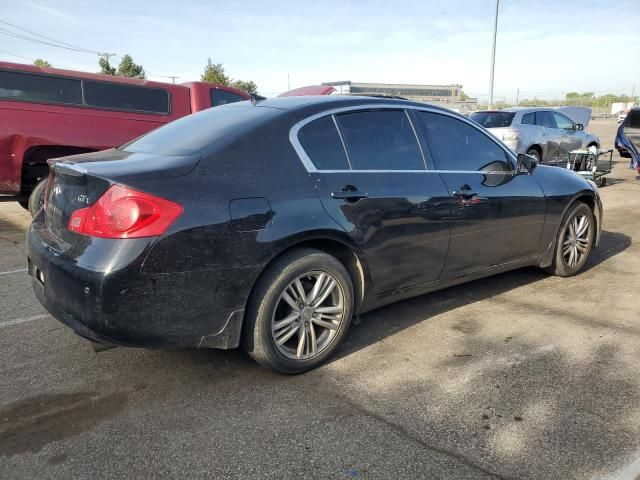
[26, 217, 256, 350]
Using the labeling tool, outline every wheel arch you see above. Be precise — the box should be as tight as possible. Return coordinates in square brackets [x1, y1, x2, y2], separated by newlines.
[21, 145, 97, 194]
[245, 231, 371, 320]
[539, 190, 600, 268]
[526, 144, 543, 158]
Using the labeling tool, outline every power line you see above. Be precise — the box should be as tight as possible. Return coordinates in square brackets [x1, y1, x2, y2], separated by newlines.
[0, 19, 100, 54]
[0, 21, 115, 57]
[0, 49, 33, 62]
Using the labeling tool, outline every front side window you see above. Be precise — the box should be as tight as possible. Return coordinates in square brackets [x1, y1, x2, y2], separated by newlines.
[335, 110, 424, 170]
[416, 111, 511, 172]
[83, 81, 169, 114]
[0, 70, 82, 105]
[521, 112, 535, 125]
[553, 112, 574, 130]
[536, 111, 557, 129]
[211, 89, 246, 107]
[298, 116, 350, 170]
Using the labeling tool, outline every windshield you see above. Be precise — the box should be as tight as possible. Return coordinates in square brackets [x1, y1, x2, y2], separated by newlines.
[121, 103, 282, 156]
[470, 111, 516, 128]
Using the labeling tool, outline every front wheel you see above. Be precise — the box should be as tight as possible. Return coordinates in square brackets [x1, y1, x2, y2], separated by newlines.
[544, 202, 594, 277]
[243, 248, 354, 374]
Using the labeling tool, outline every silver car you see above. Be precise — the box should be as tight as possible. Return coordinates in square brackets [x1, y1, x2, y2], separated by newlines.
[470, 107, 600, 165]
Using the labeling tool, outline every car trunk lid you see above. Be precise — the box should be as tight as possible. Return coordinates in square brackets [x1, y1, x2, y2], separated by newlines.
[44, 149, 199, 244]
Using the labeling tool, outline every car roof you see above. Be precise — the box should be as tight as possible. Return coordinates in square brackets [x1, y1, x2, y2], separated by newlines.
[245, 95, 454, 116]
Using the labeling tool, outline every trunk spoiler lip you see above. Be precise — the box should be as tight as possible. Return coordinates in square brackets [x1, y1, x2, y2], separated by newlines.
[48, 159, 87, 177]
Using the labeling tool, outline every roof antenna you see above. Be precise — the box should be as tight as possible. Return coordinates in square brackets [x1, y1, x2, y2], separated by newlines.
[250, 93, 267, 105]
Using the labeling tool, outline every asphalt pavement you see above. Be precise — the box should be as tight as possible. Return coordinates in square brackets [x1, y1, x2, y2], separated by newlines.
[1, 119, 639, 479]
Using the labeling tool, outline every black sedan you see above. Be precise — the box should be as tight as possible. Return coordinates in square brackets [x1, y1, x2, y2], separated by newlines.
[27, 96, 602, 373]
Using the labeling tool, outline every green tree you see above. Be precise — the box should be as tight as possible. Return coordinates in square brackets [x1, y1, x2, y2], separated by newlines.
[98, 56, 116, 75]
[201, 59, 259, 95]
[201, 59, 230, 85]
[459, 91, 469, 101]
[33, 58, 52, 68]
[232, 79, 258, 95]
[565, 92, 580, 99]
[116, 54, 145, 79]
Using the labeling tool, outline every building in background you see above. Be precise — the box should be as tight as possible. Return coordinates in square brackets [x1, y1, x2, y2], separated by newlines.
[321, 80, 478, 112]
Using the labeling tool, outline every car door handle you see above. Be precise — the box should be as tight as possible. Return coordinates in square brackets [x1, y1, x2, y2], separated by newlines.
[331, 190, 368, 200]
[452, 188, 478, 198]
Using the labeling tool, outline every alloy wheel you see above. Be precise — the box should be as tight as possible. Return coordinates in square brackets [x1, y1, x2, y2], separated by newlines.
[561, 213, 591, 269]
[271, 271, 345, 360]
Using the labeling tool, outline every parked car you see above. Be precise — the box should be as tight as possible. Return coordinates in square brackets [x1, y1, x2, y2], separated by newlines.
[0, 61, 250, 215]
[615, 107, 640, 173]
[470, 107, 600, 165]
[617, 112, 627, 123]
[27, 96, 602, 373]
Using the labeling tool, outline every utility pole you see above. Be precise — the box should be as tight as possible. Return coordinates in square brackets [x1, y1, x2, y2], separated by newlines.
[99, 52, 117, 63]
[167, 76, 179, 84]
[488, 0, 500, 108]
[287, 73, 290, 91]
[516, 88, 519, 107]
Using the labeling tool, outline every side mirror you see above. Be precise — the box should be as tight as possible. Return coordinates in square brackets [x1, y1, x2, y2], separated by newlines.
[516, 153, 537, 174]
[575, 123, 584, 131]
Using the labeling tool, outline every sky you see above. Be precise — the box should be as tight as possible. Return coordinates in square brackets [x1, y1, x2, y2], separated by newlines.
[0, 0, 639, 101]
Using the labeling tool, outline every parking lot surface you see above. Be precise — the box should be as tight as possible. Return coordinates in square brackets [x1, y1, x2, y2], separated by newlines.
[1, 120, 639, 479]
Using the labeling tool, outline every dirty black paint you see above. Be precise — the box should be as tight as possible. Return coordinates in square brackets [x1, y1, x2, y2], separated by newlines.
[26, 96, 603, 353]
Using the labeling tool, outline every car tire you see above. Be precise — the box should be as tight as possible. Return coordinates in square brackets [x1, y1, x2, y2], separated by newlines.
[243, 248, 354, 374]
[544, 202, 594, 277]
[28, 179, 48, 217]
[526, 148, 541, 163]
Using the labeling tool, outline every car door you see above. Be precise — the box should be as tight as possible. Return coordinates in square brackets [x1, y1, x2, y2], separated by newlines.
[412, 110, 547, 278]
[293, 108, 451, 294]
[533, 110, 564, 164]
[554, 111, 583, 156]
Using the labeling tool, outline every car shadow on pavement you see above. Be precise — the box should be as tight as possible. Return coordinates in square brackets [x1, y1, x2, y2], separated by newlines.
[333, 229, 631, 362]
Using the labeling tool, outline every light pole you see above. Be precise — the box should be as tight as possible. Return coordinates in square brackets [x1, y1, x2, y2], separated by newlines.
[488, 0, 500, 108]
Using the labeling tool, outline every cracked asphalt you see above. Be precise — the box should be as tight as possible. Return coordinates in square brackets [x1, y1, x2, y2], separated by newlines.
[1, 120, 639, 479]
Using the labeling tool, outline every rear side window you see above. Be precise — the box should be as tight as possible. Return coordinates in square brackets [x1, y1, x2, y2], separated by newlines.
[211, 89, 246, 107]
[536, 111, 557, 128]
[416, 112, 511, 171]
[83, 81, 169, 114]
[298, 116, 350, 170]
[469, 111, 515, 128]
[0, 70, 82, 105]
[627, 110, 640, 128]
[521, 112, 535, 125]
[336, 110, 424, 170]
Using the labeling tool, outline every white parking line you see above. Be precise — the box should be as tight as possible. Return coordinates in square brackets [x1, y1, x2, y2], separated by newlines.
[0, 268, 27, 276]
[0, 314, 49, 328]
[605, 452, 640, 480]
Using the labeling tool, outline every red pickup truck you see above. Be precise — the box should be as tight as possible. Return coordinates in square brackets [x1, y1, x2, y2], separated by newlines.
[0, 61, 250, 214]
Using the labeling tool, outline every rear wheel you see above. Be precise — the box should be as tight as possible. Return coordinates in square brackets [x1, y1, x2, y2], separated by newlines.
[243, 248, 354, 374]
[544, 202, 594, 277]
[27, 179, 47, 217]
[526, 147, 541, 163]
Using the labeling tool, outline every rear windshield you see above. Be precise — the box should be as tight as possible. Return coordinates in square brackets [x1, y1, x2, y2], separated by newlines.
[122, 103, 280, 156]
[470, 111, 515, 128]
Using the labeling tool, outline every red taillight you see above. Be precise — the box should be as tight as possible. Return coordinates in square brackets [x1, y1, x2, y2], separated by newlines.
[68, 185, 183, 238]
